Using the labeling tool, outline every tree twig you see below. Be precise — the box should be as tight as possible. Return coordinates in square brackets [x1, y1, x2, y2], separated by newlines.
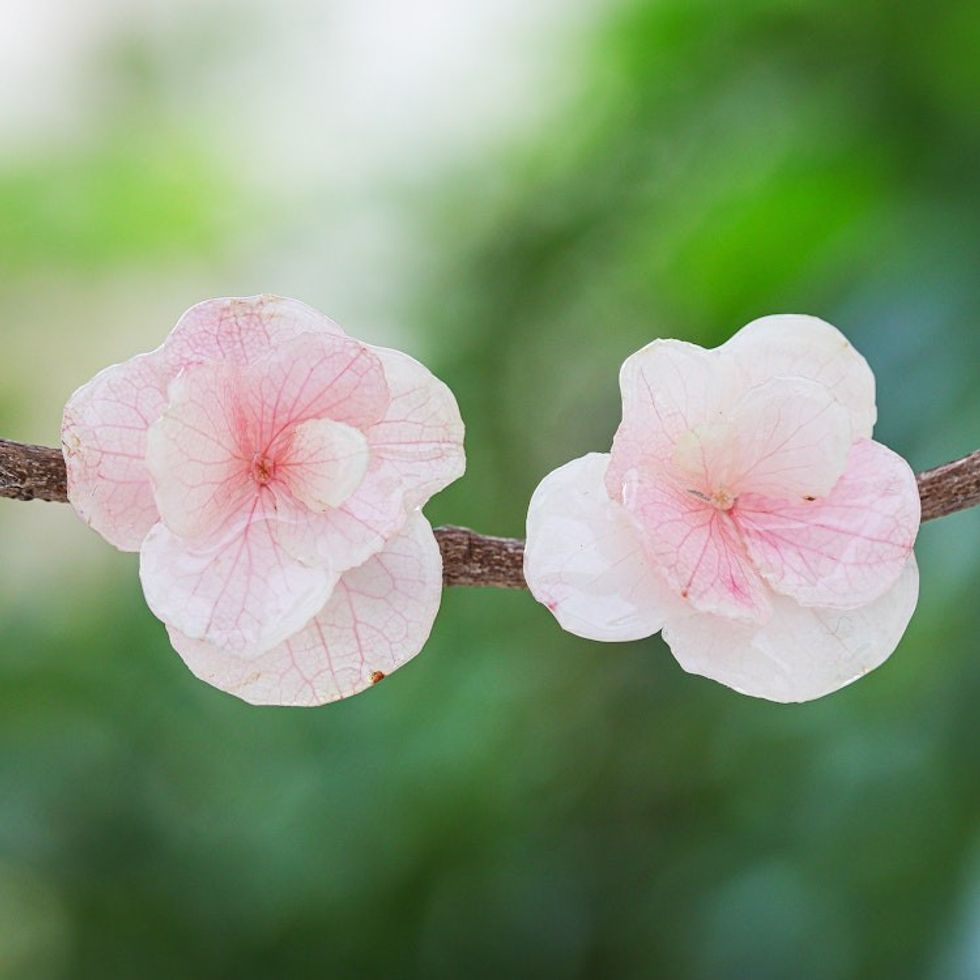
[1, 439, 978, 590]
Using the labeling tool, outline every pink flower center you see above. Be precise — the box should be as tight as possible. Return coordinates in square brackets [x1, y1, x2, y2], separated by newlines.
[251, 453, 276, 486]
[710, 487, 735, 511]
[688, 486, 736, 511]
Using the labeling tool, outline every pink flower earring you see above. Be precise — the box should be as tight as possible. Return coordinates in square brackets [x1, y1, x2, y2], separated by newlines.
[523, 315, 920, 703]
[62, 295, 465, 706]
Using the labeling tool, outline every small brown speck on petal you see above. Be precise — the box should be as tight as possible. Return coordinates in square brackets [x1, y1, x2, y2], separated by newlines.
[370, 671, 386, 684]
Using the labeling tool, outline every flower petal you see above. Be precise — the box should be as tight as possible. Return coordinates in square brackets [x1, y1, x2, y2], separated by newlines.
[673, 377, 852, 501]
[272, 456, 407, 573]
[145, 362, 255, 541]
[606, 339, 741, 498]
[166, 511, 442, 706]
[139, 500, 336, 655]
[248, 332, 390, 449]
[62, 351, 172, 551]
[662, 556, 918, 702]
[366, 345, 466, 510]
[524, 453, 670, 641]
[281, 418, 369, 511]
[735, 439, 920, 608]
[163, 294, 345, 369]
[622, 470, 772, 623]
[720, 314, 877, 439]
[271, 343, 465, 573]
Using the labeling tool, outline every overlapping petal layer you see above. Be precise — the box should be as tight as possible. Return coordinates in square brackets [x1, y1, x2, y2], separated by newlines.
[662, 557, 918, 702]
[62, 352, 173, 551]
[720, 314, 876, 439]
[524, 453, 669, 641]
[168, 512, 442, 706]
[621, 469, 772, 623]
[606, 339, 742, 497]
[140, 499, 337, 655]
[685, 377, 853, 501]
[736, 439, 920, 608]
[164, 294, 345, 369]
[145, 362, 254, 541]
[366, 346, 467, 510]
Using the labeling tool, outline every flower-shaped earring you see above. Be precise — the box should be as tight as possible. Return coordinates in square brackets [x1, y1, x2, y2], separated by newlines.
[524, 315, 920, 703]
[63, 295, 465, 705]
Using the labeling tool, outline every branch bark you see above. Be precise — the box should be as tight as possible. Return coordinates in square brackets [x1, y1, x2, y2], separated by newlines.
[2, 439, 978, 590]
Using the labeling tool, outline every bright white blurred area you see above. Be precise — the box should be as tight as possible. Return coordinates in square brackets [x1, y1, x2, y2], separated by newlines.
[0, 0, 597, 599]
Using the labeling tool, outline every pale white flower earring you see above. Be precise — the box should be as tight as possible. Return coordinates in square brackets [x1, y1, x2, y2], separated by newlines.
[523, 315, 920, 703]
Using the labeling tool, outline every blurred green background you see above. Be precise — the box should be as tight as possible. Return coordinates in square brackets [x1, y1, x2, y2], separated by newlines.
[1, 0, 978, 977]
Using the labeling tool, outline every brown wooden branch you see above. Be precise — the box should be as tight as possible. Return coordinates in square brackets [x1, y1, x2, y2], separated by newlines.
[1, 439, 979, 590]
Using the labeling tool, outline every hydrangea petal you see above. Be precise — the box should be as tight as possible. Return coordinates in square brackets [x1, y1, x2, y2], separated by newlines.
[721, 314, 877, 439]
[247, 332, 390, 449]
[62, 351, 172, 551]
[281, 418, 369, 511]
[735, 439, 920, 609]
[524, 453, 670, 641]
[622, 470, 772, 623]
[139, 500, 336, 655]
[366, 345, 466, 509]
[167, 512, 442, 706]
[145, 363, 255, 541]
[662, 556, 918, 702]
[163, 294, 345, 369]
[606, 340, 741, 499]
[673, 377, 852, 501]
[272, 456, 407, 573]
[271, 342, 464, 570]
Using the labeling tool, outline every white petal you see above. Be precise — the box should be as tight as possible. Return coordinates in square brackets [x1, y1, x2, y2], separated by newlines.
[662, 556, 919, 702]
[167, 512, 443, 706]
[720, 314, 877, 439]
[524, 453, 670, 641]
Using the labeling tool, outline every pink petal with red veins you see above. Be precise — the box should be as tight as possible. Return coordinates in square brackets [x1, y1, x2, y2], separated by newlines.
[606, 339, 741, 499]
[272, 455, 407, 573]
[720, 314, 877, 439]
[272, 344, 465, 573]
[280, 418, 369, 511]
[62, 351, 172, 551]
[524, 453, 671, 641]
[735, 439, 920, 609]
[145, 362, 255, 541]
[167, 512, 442, 706]
[246, 332, 389, 449]
[366, 345, 466, 510]
[673, 377, 852, 502]
[139, 500, 336, 655]
[163, 294, 345, 369]
[662, 556, 919, 702]
[622, 469, 772, 623]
